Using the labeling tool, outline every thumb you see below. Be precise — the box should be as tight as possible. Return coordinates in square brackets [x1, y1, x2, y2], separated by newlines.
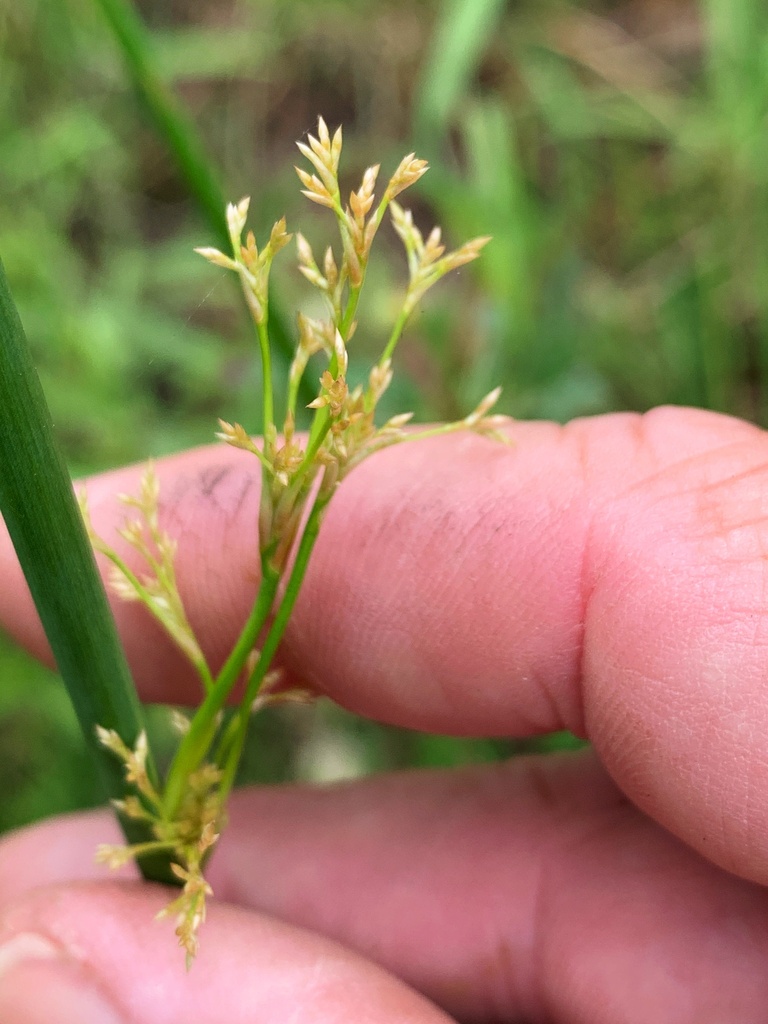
[0, 881, 451, 1024]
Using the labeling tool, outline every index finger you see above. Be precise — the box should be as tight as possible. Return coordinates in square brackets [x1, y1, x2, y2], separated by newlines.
[1, 406, 768, 883]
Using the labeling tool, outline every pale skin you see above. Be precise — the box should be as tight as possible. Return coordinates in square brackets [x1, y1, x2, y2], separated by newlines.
[1, 406, 768, 1022]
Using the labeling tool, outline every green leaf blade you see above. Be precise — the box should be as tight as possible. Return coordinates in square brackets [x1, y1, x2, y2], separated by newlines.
[0, 259, 175, 883]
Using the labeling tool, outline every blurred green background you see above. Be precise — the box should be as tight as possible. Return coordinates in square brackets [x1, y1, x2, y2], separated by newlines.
[2, 0, 767, 834]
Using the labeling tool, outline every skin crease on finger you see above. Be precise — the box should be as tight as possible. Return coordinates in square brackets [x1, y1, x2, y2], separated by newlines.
[1, 413, 768, 885]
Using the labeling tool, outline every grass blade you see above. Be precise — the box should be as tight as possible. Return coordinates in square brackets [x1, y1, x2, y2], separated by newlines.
[91, 0, 310, 403]
[92, 0, 228, 251]
[414, 0, 507, 141]
[0, 259, 175, 883]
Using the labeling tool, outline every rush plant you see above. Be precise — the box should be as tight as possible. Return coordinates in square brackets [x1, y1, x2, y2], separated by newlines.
[1, 119, 502, 965]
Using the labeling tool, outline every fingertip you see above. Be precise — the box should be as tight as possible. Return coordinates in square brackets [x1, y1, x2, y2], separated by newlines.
[0, 882, 452, 1023]
[0, 811, 131, 908]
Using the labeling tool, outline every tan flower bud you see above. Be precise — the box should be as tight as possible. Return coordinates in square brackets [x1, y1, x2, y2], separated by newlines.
[385, 154, 429, 200]
[226, 197, 250, 247]
[194, 247, 238, 270]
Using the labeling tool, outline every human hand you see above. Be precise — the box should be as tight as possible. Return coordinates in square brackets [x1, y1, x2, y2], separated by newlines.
[1, 406, 768, 1022]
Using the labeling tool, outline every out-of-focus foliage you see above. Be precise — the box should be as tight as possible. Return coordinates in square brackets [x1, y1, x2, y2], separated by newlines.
[2, 0, 768, 830]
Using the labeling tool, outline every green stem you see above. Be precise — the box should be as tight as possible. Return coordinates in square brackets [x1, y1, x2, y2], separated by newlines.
[299, 410, 332, 473]
[220, 558, 280, 691]
[212, 707, 241, 769]
[339, 283, 363, 339]
[218, 497, 327, 801]
[286, 367, 302, 423]
[379, 304, 410, 367]
[305, 394, 333, 456]
[162, 560, 280, 817]
[121, 839, 176, 858]
[257, 318, 274, 437]
[369, 193, 395, 245]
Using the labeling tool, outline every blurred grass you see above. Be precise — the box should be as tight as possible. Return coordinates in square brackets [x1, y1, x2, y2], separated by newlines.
[2, 0, 768, 831]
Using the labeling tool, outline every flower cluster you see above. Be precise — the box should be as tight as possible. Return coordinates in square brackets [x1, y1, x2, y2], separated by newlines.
[87, 118, 506, 963]
[94, 728, 222, 967]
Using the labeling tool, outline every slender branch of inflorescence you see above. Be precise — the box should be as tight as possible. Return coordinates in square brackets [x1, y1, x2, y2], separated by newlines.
[85, 116, 508, 965]
[79, 467, 213, 691]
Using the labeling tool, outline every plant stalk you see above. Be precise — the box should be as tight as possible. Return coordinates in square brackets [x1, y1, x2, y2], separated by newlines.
[219, 495, 327, 801]
[162, 560, 280, 817]
[0, 260, 176, 885]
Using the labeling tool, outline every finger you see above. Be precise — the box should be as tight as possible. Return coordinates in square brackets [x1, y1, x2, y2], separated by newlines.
[0, 445, 260, 706]
[220, 751, 768, 1022]
[2, 407, 768, 883]
[0, 882, 451, 1024]
[3, 752, 768, 1023]
[0, 811, 136, 896]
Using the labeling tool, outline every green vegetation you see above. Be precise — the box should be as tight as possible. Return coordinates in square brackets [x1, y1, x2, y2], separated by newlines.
[2, 0, 767, 833]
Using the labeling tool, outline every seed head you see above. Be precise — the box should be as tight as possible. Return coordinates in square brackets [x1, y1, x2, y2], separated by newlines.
[194, 247, 238, 270]
[226, 197, 250, 248]
[95, 844, 136, 870]
[323, 246, 339, 291]
[308, 370, 348, 417]
[442, 235, 492, 271]
[333, 328, 348, 376]
[295, 166, 336, 209]
[295, 232, 315, 268]
[463, 386, 503, 427]
[349, 164, 380, 226]
[267, 217, 292, 256]
[385, 154, 429, 201]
